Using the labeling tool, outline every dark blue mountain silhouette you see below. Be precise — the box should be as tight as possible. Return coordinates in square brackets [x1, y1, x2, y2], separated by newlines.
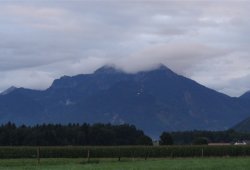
[0, 64, 250, 137]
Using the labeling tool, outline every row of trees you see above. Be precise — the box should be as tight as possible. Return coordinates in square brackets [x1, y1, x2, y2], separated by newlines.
[1, 122, 250, 146]
[161, 129, 250, 145]
[0, 122, 152, 146]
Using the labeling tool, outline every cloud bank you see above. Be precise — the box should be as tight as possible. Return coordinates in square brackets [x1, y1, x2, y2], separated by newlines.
[0, 1, 250, 96]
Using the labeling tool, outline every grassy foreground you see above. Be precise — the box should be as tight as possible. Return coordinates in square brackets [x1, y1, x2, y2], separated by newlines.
[1, 157, 250, 170]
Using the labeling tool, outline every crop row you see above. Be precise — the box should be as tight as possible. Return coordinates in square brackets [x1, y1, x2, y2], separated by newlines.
[1, 146, 250, 159]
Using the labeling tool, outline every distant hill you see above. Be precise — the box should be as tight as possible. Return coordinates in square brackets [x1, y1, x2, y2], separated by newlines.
[0, 64, 250, 138]
[232, 117, 250, 132]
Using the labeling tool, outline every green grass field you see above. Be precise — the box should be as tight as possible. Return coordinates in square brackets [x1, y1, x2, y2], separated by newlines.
[1, 157, 250, 170]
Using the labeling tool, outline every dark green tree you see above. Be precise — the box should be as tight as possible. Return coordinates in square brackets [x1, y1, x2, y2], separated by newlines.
[136, 135, 153, 145]
[0, 122, 152, 146]
[192, 137, 208, 145]
[159, 132, 173, 145]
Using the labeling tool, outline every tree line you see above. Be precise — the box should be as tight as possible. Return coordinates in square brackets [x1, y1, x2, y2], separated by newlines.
[0, 122, 152, 146]
[163, 129, 250, 145]
[1, 122, 250, 146]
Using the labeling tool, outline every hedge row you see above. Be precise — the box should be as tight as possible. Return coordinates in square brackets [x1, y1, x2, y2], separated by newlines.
[1, 146, 250, 159]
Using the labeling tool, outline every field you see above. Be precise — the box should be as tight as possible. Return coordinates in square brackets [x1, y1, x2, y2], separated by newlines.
[2, 146, 250, 170]
[1, 157, 250, 170]
[2, 145, 250, 159]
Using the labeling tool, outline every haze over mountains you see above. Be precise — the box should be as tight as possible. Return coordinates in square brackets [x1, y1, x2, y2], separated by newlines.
[0, 64, 250, 137]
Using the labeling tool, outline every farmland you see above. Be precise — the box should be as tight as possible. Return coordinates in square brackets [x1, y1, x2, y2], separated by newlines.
[1, 157, 250, 170]
[2, 146, 250, 169]
[2, 146, 250, 159]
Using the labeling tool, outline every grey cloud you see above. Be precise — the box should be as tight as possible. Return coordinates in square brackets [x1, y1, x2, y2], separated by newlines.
[115, 42, 229, 74]
[209, 74, 250, 97]
[0, 1, 250, 96]
[189, 53, 250, 96]
[0, 69, 54, 91]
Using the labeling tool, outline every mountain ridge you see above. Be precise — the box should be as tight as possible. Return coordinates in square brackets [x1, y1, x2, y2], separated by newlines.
[232, 117, 250, 132]
[0, 64, 250, 137]
[240, 91, 250, 99]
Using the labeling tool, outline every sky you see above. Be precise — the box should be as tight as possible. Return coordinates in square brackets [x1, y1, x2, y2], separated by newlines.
[0, 0, 250, 97]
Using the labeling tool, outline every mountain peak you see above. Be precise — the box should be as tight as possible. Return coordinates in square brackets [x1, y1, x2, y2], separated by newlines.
[154, 64, 174, 72]
[1, 86, 17, 95]
[94, 65, 123, 74]
[138, 64, 176, 76]
[93, 64, 176, 77]
[0, 63, 250, 137]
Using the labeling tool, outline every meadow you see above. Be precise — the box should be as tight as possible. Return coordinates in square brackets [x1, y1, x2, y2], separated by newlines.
[1, 157, 250, 170]
[2, 146, 250, 170]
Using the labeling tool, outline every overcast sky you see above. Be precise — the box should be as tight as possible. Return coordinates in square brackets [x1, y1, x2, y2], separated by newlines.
[0, 0, 250, 97]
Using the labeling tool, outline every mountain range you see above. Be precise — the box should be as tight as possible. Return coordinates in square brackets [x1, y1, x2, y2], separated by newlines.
[0, 64, 250, 138]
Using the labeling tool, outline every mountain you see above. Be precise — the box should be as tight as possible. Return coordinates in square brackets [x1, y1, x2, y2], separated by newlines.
[0, 64, 250, 138]
[232, 117, 250, 132]
[240, 91, 250, 100]
[1, 86, 17, 95]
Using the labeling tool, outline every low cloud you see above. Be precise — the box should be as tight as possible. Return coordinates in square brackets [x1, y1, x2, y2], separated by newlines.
[0, 1, 250, 96]
[115, 42, 229, 74]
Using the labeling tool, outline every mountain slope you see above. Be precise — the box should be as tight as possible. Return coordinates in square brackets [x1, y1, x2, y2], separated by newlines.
[0, 64, 250, 137]
[240, 91, 250, 100]
[232, 117, 250, 132]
